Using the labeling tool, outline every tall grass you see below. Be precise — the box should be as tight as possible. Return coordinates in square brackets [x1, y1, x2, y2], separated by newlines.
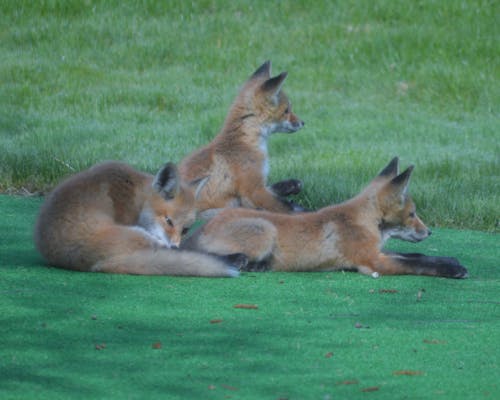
[0, 0, 498, 231]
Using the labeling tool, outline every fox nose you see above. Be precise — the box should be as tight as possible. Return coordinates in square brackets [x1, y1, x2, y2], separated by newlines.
[427, 229, 432, 236]
[170, 244, 179, 250]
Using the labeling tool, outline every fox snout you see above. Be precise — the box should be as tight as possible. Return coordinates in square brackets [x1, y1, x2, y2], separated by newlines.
[168, 233, 182, 249]
[291, 114, 305, 130]
[411, 216, 432, 242]
[383, 223, 431, 243]
[409, 227, 432, 242]
[283, 114, 305, 133]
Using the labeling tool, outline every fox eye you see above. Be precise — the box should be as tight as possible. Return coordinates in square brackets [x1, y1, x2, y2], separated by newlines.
[165, 216, 174, 227]
[182, 227, 190, 235]
[284, 106, 290, 114]
[409, 212, 416, 218]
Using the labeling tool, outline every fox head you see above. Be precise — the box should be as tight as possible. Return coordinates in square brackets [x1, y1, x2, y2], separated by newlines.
[141, 163, 204, 248]
[372, 157, 431, 244]
[229, 60, 304, 137]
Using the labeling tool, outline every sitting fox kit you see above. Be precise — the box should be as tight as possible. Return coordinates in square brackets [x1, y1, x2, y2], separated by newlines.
[34, 161, 242, 277]
[179, 60, 305, 216]
[184, 158, 468, 279]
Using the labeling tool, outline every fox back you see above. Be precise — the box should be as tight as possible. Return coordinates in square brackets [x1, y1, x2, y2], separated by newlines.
[179, 60, 305, 214]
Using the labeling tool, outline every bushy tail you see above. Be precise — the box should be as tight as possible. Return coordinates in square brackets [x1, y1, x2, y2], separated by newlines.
[91, 249, 241, 277]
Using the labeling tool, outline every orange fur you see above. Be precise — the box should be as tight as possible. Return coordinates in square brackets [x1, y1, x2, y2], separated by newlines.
[179, 61, 305, 215]
[184, 158, 468, 279]
[34, 161, 239, 276]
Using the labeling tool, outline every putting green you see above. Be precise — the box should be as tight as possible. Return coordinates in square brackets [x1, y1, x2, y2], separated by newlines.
[1, 195, 498, 399]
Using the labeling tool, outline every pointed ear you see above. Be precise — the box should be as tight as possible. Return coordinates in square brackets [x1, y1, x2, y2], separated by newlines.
[388, 165, 414, 200]
[249, 60, 271, 81]
[261, 72, 288, 101]
[189, 175, 210, 200]
[377, 157, 399, 179]
[153, 162, 179, 200]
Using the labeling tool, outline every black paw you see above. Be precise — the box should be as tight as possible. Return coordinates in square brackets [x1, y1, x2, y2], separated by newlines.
[448, 263, 469, 279]
[395, 252, 469, 279]
[218, 253, 249, 270]
[271, 179, 303, 197]
[241, 260, 271, 272]
[433, 257, 469, 278]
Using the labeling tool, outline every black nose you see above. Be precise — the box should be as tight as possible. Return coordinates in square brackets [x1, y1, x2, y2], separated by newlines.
[170, 245, 179, 250]
[428, 230, 432, 236]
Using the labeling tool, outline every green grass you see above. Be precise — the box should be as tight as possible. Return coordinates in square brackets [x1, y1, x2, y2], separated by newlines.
[1, 195, 500, 400]
[1, 0, 498, 231]
[1, 4, 498, 398]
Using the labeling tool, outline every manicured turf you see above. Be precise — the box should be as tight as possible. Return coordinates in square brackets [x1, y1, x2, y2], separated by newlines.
[1, 195, 498, 399]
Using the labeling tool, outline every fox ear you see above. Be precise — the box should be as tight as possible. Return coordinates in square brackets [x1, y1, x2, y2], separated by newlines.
[189, 176, 210, 200]
[388, 165, 414, 201]
[153, 162, 179, 200]
[261, 72, 288, 101]
[250, 60, 271, 80]
[377, 157, 399, 179]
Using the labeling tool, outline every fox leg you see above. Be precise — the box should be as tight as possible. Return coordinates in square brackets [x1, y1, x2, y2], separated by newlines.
[192, 217, 277, 269]
[270, 179, 303, 197]
[367, 252, 469, 278]
[269, 179, 309, 212]
[240, 186, 299, 213]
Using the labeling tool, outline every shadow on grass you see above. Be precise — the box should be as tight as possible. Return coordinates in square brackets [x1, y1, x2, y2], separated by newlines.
[1, 272, 313, 398]
[1, 196, 499, 399]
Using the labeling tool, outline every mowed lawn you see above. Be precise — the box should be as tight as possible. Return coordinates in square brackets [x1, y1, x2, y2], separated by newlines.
[0, 1, 499, 399]
[0, 0, 498, 230]
[1, 196, 499, 399]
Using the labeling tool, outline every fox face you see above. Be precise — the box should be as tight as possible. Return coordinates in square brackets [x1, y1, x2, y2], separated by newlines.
[256, 74, 304, 136]
[376, 162, 431, 244]
[379, 195, 431, 243]
[140, 163, 198, 249]
[144, 192, 197, 249]
[242, 61, 304, 137]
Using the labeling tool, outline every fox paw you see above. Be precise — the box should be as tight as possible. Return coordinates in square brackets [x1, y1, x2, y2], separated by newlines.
[430, 256, 469, 278]
[241, 260, 271, 272]
[219, 253, 249, 271]
[447, 263, 469, 279]
[271, 179, 303, 197]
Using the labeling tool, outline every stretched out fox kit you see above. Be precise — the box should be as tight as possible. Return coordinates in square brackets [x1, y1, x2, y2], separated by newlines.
[34, 161, 243, 277]
[184, 158, 468, 279]
[179, 60, 305, 216]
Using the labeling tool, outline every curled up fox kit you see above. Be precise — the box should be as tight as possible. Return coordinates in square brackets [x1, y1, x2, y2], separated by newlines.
[34, 161, 246, 277]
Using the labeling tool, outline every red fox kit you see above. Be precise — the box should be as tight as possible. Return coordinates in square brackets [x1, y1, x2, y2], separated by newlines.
[34, 161, 245, 276]
[179, 60, 305, 217]
[183, 158, 468, 279]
